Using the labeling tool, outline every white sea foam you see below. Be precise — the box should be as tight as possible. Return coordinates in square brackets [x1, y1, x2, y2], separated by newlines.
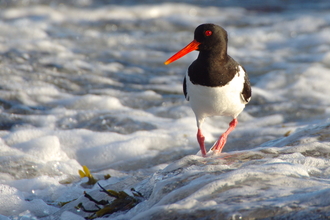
[0, 1, 330, 219]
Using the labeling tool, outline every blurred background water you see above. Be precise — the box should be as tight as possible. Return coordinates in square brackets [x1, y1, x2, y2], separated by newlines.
[1, 0, 330, 219]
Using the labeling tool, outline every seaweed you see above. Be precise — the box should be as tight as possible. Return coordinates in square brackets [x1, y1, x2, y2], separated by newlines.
[76, 183, 143, 219]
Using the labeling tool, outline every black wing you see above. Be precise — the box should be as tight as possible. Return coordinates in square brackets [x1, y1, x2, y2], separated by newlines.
[183, 76, 189, 101]
[241, 72, 252, 103]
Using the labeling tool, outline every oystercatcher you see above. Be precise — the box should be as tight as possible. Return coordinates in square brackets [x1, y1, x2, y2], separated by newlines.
[165, 23, 251, 157]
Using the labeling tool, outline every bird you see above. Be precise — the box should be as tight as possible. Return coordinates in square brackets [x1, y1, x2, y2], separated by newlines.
[164, 23, 251, 157]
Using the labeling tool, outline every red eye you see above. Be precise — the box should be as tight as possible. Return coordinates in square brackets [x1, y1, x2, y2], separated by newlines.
[205, 30, 212, 36]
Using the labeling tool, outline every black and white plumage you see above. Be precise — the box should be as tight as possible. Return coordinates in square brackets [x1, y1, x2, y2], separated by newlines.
[165, 23, 251, 157]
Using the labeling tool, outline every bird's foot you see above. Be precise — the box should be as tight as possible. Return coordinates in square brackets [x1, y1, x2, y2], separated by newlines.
[209, 118, 237, 155]
[195, 135, 226, 157]
[210, 134, 227, 154]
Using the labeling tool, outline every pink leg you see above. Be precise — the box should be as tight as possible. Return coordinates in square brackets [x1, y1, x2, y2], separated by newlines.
[211, 118, 238, 153]
[197, 129, 207, 157]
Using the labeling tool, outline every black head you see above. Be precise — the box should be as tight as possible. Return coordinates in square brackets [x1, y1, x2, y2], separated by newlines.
[164, 23, 229, 65]
[194, 23, 228, 51]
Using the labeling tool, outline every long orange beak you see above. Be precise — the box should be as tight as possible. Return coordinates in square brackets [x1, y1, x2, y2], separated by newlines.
[164, 40, 200, 65]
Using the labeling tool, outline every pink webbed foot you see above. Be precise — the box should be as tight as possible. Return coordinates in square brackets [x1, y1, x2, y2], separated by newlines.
[211, 134, 228, 154]
[211, 119, 238, 154]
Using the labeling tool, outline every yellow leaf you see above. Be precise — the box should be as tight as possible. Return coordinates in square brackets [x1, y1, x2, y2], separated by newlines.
[82, 165, 91, 177]
[78, 169, 86, 178]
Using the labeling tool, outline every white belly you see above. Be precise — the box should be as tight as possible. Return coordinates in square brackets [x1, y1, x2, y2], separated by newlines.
[186, 66, 246, 127]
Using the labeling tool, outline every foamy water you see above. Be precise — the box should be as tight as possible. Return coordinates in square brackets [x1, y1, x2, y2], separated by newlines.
[0, 1, 330, 219]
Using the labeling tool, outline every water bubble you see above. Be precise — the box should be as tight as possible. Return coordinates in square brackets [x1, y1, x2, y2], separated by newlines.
[231, 213, 243, 220]
[18, 210, 38, 220]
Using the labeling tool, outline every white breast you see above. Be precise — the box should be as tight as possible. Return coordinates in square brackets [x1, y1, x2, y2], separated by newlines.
[186, 66, 247, 127]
